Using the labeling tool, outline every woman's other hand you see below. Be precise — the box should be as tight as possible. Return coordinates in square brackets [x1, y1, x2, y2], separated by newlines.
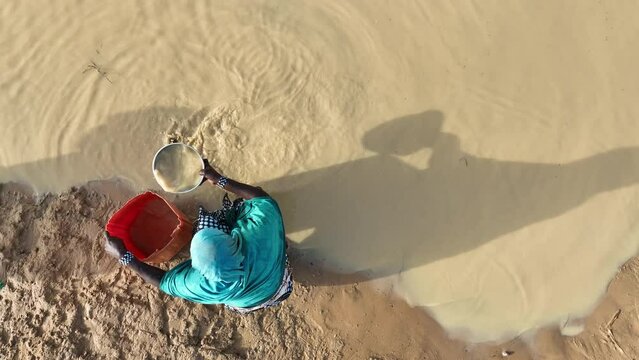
[104, 231, 127, 259]
[200, 159, 222, 183]
[103, 231, 167, 287]
[199, 158, 269, 198]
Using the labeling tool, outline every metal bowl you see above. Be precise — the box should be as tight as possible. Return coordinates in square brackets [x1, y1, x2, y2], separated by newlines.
[151, 143, 204, 193]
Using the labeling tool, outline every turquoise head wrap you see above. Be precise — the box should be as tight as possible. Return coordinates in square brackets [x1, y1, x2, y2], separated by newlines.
[190, 227, 244, 283]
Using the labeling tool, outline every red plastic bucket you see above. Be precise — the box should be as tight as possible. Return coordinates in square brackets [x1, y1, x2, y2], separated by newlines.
[106, 192, 193, 263]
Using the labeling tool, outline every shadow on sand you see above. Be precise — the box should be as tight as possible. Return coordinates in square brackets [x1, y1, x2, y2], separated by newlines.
[4, 108, 639, 288]
[0, 107, 193, 192]
[264, 110, 639, 285]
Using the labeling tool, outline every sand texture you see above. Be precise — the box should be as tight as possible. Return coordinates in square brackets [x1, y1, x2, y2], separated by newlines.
[2, 184, 639, 359]
[2, 0, 639, 350]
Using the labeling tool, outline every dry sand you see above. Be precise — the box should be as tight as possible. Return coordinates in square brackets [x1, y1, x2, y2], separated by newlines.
[2, 183, 639, 359]
[2, 0, 639, 354]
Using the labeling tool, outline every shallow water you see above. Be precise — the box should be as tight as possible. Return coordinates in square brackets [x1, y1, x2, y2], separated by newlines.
[2, 0, 639, 342]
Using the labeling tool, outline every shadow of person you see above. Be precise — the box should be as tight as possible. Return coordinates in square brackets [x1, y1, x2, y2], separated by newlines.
[265, 110, 639, 286]
[0, 106, 195, 193]
[4, 107, 639, 290]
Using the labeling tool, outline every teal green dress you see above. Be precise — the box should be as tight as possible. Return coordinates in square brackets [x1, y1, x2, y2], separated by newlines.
[159, 197, 286, 308]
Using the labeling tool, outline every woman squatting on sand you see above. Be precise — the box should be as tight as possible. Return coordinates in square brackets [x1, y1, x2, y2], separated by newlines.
[103, 159, 293, 313]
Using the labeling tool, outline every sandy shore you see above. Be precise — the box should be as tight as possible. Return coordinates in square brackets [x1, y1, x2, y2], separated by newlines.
[1, 182, 638, 359]
[3, 0, 639, 356]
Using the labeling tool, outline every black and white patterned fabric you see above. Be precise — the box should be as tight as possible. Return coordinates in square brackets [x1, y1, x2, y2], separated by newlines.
[194, 194, 243, 235]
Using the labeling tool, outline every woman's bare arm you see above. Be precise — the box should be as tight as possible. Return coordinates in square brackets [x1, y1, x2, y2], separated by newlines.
[104, 232, 166, 288]
[126, 258, 166, 287]
[200, 159, 268, 199]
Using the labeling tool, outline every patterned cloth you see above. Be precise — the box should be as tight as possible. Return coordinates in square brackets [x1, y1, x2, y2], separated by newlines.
[194, 194, 293, 313]
[194, 194, 243, 235]
[226, 260, 294, 314]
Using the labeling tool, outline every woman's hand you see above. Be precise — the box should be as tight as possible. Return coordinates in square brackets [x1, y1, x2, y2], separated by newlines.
[200, 159, 222, 183]
[103, 231, 167, 287]
[199, 158, 269, 198]
[104, 231, 127, 259]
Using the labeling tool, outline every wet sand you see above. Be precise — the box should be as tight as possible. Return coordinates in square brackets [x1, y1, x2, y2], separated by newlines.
[2, 0, 639, 351]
